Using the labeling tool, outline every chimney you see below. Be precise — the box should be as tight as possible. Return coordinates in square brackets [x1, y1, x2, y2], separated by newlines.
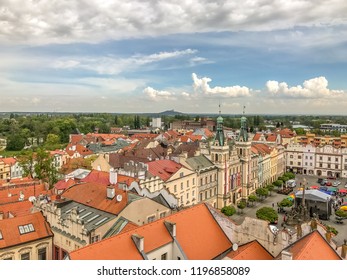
[281, 250, 293, 260]
[0, 211, 3, 220]
[132, 234, 144, 252]
[109, 168, 118, 185]
[106, 186, 116, 199]
[164, 221, 176, 237]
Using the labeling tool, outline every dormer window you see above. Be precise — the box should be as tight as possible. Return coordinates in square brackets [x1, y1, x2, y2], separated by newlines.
[18, 223, 35, 234]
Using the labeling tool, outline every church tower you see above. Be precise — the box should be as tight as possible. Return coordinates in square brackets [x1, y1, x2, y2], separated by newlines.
[210, 105, 231, 208]
[235, 106, 252, 200]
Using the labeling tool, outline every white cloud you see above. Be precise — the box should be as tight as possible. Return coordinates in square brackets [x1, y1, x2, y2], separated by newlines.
[143, 87, 176, 101]
[1, 0, 346, 45]
[192, 73, 250, 97]
[265, 76, 344, 98]
[52, 49, 198, 74]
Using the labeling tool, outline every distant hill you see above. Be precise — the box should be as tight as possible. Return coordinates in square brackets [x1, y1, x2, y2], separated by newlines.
[158, 110, 184, 116]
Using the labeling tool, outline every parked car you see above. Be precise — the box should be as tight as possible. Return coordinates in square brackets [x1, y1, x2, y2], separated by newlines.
[333, 181, 340, 187]
[317, 178, 324, 184]
[326, 181, 332, 186]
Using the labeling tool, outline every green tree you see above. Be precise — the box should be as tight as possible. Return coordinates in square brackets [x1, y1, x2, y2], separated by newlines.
[273, 180, 284, 187]
[18, 151, 36, 178]
[221, 205, 236, 217]
[237, 200, 247, 213]
[6, 134, 26, 151]
[279, 198, 294, 208]
[256, 207, 278, 223]
[45, 133, 61, 146]
[247, 194, 258, 206]
[284, 172, 295, 179]
[256, 187, 269, 200]
[266, 184, 275, 196]
[335, 210, 347, 219]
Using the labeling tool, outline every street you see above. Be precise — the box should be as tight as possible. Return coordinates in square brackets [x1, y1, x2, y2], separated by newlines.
[231, 174, 347, 246]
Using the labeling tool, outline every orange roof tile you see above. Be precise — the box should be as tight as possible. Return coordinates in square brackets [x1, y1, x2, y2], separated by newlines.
[54, 178, 76, 191]
[62, 182, 131, 215]
[0, 212, 53, 249]
[0, 184, 46, 205]
[278, 231, 341, 260]
[0, 200, 33, 218]
[147, 160, 182, 181]
[69, 204, 232, 260]
[0, 157, 16, 165]
[226, 240, 274, 260]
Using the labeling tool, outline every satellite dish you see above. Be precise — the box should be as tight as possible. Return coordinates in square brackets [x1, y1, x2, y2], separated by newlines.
[232, 243, 238, 251]
[28, 196, 36, 202]
[116, 194, 123, 202]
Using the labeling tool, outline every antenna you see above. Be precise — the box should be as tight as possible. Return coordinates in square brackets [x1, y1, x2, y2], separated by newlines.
[116, 194, 123, 202]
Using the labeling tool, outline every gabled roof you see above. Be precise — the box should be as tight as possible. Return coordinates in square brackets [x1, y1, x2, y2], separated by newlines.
[69, 203, 232, 260]
[147, 160, 182, 181]
[0, 157, 16, 165]
[82, 170, 138, 185]
[277, 230, 341, 260]
[0, 200, 33, 218]
[54, 178, 76, 191]
[225, 240, 274, 260]
[185, 155, 215, 170]
[171, 142, 200, 157]
[65, 144, 93, 157]
[62, 182, 141, 215]
[251, 143, 272, 155]
[0, 212, 53, 249]
[108, 154, 150, 169]
[0, 184, 47, 205]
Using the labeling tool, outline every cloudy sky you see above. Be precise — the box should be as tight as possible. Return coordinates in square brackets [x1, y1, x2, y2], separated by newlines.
[1, 0, 347, 114]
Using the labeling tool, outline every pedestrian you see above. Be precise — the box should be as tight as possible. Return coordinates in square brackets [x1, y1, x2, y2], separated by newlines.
[272, 203, 275, 208]
[283, 214, 287, 223]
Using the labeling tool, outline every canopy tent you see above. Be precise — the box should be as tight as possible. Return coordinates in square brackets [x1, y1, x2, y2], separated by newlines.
[295, 190, 331, 203]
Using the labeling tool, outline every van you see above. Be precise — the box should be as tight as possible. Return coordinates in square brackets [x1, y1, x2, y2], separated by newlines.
[287, 179, 296, 188]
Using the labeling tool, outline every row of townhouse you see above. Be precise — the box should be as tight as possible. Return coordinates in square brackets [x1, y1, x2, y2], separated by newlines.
[0, 157, 24, 180]
[92, 115, 287, 211]
[295, 133, 347, 148]
[285, 143, 347, 178]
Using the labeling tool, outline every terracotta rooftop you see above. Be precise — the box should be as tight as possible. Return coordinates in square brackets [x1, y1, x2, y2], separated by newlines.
[0, 200, 33, 218]
[54, 178, 76, 191]
[0, 212, 53, 249]
[225, 240, 274, 260]
[82, 170, 137, 185]
[0, 157, 16, 165]
[147, 160, 182, 181]
[62, 182, 141, 215]
[69, 203, 232, 260]
[0, 184, 47, 205]
[277, 230, 341, 260]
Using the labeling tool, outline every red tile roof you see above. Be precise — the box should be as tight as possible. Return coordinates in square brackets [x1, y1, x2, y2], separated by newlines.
[252, 143, 272, 155]
[62, 182, 131, 215]
[0, 184, 47, 205]
[147, 160, 182, 181]
[54, 178, 76, 191]
[226, 240, 274, 260]
[69, 203, 232, 260]
[0, 200, 33, 218]
[278, 231, 341, 260]
[0, 157, 16, 165]
[130, 134, 158, 140]
[0, 212, 53, 249]
[81, 170, 137, 186]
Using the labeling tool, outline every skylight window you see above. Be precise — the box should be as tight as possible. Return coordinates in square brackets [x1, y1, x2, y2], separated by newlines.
[18, 223, 35, 235]
[87, 215, 100, 223]
[79, 212, 92, 219]
[94, 217, 109, 226]
[65, 209, 72, 214]
[0, 230, 3, 240]
[78, 209, 86, 213]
